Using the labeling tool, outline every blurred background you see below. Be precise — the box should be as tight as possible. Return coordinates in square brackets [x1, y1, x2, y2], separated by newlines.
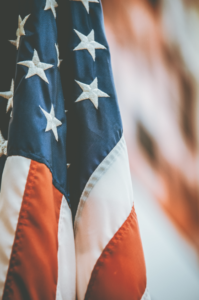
[101, 0, 199, 299]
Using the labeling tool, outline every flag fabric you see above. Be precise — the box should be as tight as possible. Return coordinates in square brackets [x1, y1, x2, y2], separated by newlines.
[0, 1, 150, 299]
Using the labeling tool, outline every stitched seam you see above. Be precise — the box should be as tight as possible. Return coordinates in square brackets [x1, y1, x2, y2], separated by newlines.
[74, 135, 126, 234]
[2, 160, 37, 299]
[85, 206, 136, 300]
[7, 150, 69, 205]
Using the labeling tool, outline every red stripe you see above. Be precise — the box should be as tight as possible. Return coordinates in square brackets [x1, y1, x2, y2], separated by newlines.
[2, 160, 63, 300]
[85, 206, 147, 300]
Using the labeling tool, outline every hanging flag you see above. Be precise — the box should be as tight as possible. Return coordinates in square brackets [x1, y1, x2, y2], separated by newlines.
[0, 0, 150, 299]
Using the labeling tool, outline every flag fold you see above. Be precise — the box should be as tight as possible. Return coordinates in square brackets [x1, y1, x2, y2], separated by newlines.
[0, 1, 150, 299]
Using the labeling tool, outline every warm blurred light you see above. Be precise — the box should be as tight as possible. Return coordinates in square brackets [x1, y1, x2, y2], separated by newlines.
[102, 0, 199, 253]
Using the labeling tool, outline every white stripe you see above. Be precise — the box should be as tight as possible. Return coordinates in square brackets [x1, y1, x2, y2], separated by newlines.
[141, 287, 151, 300]
[75, 136, 134, 300]
[0, 156, 31, 299]
[56, 197, 76, 300]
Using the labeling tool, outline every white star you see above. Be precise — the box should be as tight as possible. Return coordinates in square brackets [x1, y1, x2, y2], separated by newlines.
[44, 0, 58, 18]
[9, 15, 30, 49]
[0, 131, 7, 157]
[75, 78, 109, 109]
[40, 105, 62, 141]
[74, 29, 106, 61]
[18, 49, 53, 83]
[55, 44, 63, 67]
[71, 0, 99, 13]
[0, 79, 14, 113]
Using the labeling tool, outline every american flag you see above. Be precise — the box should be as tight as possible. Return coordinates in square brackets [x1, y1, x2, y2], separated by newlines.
[0, 0, 150, 299]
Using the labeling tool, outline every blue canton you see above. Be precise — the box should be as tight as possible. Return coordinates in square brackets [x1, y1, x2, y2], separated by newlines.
[0, 0, 122, 218]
